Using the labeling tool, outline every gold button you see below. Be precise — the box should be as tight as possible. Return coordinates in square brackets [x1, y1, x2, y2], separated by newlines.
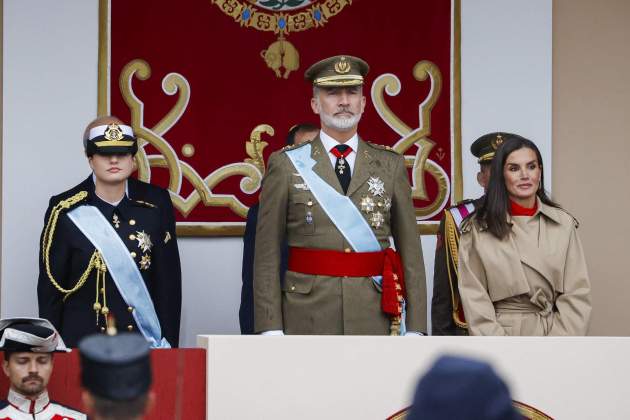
[131, 251, 137, 258]
[127, 306, 134, 313]
[127, 325, 134, 331]
[129, 219, 136, 226]
[129, 234, 136, 240]
[344, 248, 351, 253]
[290, 286, 296, 291]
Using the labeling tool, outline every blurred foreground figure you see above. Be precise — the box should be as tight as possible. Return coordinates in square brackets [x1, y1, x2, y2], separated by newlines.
[0, 317, 86, 419]
[79, 333, 153, 420]
[407, 355, 521, 420]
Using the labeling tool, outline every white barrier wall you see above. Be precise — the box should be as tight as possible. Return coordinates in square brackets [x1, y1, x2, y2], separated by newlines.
[2, 0, 552, 346]
[199, 335, 628, 419]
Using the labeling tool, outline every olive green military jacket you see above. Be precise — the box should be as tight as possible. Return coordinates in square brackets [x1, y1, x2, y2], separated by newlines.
[253, 136, 426, 334]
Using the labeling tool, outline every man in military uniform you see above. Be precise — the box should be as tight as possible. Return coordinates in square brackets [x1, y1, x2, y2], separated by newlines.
[79, 332, 153, 420]
[240, 123, 319, 334]
[37, 116, 181, 348]
[254, 55, 427, 335]
[431, 132, 509, 335]
[0, 317, 86, 419]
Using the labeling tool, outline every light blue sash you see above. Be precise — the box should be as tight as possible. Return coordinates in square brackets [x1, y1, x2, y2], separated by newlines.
[67, 205, 170, 348]
[286, 144, 381, 252]
[286, 144, 407, 333]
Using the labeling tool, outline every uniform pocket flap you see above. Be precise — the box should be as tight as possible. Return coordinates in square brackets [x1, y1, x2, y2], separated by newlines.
[282, 273, 314, 294]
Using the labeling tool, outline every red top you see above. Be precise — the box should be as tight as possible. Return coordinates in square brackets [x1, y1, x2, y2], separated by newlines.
[510, 199, 538, 216]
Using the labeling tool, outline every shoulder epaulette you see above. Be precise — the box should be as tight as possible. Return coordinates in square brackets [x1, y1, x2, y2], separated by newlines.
[42, 190, 97, 300]
[460, 216, 474, 234]
[281, 138, 313, 152]
[448, 198, 475, 209]
[365, 141, 400, 154]
[135, 200, 157, 208]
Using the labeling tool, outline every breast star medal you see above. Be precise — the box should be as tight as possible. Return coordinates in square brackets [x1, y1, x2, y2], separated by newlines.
[371, 211, 385, 229]
[360, 196, 375, 213]
[135, 231, 153, 253]
[367, 176, 385, 197]
[140, 254, 151, 270]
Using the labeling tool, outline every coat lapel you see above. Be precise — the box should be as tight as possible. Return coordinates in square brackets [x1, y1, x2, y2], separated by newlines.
[346, 139, 373, 197]
[310, 136, 344, 195]
[510, 214, 559, 287]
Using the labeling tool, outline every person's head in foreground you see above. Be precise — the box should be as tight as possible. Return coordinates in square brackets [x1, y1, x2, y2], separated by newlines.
[79, 333, 154, 420]
[407, 355, 521, 420]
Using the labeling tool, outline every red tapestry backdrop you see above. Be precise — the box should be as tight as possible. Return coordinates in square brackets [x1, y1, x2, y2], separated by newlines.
[99, 0, 461, 235]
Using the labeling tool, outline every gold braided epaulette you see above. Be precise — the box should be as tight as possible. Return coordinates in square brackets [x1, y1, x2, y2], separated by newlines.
[366, 141, 399, 154]
[41, 190, 96, 300]
[281, 138, 313, 152]
[135, 200, 157, 208]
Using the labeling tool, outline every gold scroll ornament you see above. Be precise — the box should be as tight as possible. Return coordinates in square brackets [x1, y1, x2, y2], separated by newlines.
[371, 60, 451, 225]
[119, 59, 268, 231]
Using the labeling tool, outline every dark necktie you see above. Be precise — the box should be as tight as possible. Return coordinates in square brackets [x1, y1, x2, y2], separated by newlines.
[331, 144, 352, 194]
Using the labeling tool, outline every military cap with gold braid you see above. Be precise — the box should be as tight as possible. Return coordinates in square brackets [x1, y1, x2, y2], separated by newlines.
[305, 55, 369, 87]
[470, 132, 518, 163]
[85, 123, 137, 156]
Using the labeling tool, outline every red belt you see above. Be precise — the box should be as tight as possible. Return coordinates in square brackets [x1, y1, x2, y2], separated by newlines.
[288, 247, 406, 317]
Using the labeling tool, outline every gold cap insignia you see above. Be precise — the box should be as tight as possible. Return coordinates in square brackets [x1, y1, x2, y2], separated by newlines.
[104, 123, 124, 142]
[334, 56, 351, 74]
[491, 134, 504, 150]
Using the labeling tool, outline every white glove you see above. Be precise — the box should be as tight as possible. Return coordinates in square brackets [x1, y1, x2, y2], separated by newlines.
[261, 330, 285, 336]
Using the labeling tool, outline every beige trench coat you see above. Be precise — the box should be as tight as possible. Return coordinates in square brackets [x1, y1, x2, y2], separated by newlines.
[253, 136, 426, 334]
[458, 200, 591, 336]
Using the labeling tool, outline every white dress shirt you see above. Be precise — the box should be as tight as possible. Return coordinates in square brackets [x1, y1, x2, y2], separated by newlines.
[319, 130, 359, 175]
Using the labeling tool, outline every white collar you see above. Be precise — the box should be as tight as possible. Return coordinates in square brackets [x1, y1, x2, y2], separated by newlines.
[8, 388, 50, 414]
[319, 130, 359, 153]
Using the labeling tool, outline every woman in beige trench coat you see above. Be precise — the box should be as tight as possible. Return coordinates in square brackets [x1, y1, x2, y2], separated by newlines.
[458, 135, 591, 336]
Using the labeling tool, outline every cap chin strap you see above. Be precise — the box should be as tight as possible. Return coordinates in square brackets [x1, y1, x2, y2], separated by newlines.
[0, 328, 58, 352]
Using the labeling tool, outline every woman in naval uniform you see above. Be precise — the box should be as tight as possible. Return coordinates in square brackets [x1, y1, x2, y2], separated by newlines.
[458, 135, 591, 336]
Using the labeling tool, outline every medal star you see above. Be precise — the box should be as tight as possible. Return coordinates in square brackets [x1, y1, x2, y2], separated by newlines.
[367, 176, 385, 197]
[371, 211, 385, 228]
[140, 254, 151, 270]
[135, 231, 153, 253]
[383, 197, 392, 211]
[360, 196, 375, 213]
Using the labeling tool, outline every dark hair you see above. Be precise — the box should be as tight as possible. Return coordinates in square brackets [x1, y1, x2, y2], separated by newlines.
[475, 135, 560, 239]
[286, 123, 319, 146]
[91, 392, 149, 420]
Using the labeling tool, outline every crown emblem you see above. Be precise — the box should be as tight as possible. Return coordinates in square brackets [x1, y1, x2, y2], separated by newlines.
[491, 134, 504, 150]
[104, 123, 124, 141]
[334, 56, 351, 74]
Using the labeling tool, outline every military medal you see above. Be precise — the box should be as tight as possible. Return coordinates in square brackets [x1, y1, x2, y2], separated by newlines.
[140, 254, 151, 270]
[337, 157, 346, 174]
[371, 211, 385, 229]
[368, 176, 385, 197]
[112, 214, 120, 229]
[135, 231, 153, 253]
[305, 211, 313, 224]
[360, 196, 375, 213]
